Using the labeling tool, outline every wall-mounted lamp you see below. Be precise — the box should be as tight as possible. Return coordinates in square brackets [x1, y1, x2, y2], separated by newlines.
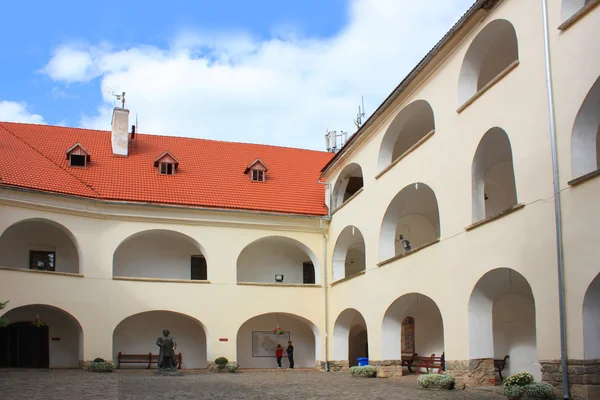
[398, 234, 412, 252]
[275, 274, 284, 282]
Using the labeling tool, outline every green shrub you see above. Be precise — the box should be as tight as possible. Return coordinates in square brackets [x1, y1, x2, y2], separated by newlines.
[417, 373, 456, 390]
[89, 361, 115, 372]
[523, 382, 555, 399]
[504, 372, 534, 387]
[349, 365, 377, 377]
[215, 357, 229, 369]
[93, 357, 105, 363]
[504, 384, 525, 398]
[225, 363, 239, 373]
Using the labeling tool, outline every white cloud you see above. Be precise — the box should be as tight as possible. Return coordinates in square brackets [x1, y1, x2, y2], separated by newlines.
[42, 0, 472, 150]
[0, 101, 46, 124]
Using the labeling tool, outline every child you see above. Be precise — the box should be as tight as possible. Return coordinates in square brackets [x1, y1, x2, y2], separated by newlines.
[275, 344, 283, 368]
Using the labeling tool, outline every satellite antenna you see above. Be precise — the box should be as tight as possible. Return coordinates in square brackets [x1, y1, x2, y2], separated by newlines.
[114, 92, 126, 109]
[354, 96, 366, 129]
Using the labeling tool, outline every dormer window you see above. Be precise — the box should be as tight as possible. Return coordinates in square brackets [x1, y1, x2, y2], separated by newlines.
[154, 151, 179, 175]
[160, 162, 174, 175]
[244, 159, 268, 182]
[252, 170, 264, 182]
[66, 143, 90, 168]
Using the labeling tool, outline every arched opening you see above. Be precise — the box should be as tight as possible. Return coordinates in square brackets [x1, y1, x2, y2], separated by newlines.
[472, 127, 517, 222]
[113, 230, 208, 280]
[332, 308, 368, 367]
[571, 75, 600, 178]
[378, 100, 435, 173]
[237, 236, 319, 284]
[331, 163, 364, 210]
[583, 273, 600, 359]
[469, 268, 539, 380]
[113, 311, 207, 369]
[0, 304, 82, 368]
[379, 183, 440, 261]
[381, 293, 444, 363]
[0, 218, 80, 274]
[458, 19, 519, 106]
[332, 226, 366, 282]
[562, 0, 595, 22]
[236, 312, 319, 368]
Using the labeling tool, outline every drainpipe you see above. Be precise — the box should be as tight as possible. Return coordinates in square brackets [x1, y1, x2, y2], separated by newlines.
[540, 1, 569, 398]
[317, 178, 331, 371]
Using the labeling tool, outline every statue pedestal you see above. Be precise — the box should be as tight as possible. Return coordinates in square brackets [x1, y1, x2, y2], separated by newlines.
[154, 369, 182, 376]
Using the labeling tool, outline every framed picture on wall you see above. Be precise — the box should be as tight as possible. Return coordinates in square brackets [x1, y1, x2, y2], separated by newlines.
[252, 331, 291, 357]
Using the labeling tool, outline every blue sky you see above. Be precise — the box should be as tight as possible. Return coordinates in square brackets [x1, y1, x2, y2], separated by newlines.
[0, 0, 472, 149]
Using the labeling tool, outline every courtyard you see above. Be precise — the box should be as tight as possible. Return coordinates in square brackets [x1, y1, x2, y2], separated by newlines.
[0, 369, 505, 400]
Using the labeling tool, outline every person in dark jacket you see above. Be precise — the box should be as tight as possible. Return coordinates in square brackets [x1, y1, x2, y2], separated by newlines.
[286, 341, 294, 369]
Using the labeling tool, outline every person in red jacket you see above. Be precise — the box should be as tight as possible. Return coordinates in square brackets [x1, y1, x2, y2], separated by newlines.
[275, 344, 284, 368]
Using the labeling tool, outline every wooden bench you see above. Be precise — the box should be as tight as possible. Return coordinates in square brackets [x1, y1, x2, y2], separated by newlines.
[494, 355, 509, 381]
[403, 353, 444, 374]
[401, 353, 418, 372]
[117, 352, 182, 369]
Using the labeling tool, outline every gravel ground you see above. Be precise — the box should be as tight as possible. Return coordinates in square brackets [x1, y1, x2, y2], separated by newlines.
[0, 369, 506, 400]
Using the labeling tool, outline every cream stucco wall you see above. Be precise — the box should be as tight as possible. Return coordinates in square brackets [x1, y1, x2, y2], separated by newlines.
[0, 190, 327, 366]
[323, 0, 600, 375]
[1, 0, 599, 378]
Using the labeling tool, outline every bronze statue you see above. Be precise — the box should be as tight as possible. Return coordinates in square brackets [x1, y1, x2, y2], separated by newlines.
[156, 328, 177, 370]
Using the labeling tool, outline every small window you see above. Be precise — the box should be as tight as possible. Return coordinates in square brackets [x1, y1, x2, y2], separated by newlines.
[252, 169, 264, 182]
[303, 261, 315, 284]
[154, 151, 179, 175]
[191, 255, 207, 280]
[160, 162, 174, 175]
[66, 143, 90, 168]
[70, 154, 86, 167]
[29, 250, 55, 271]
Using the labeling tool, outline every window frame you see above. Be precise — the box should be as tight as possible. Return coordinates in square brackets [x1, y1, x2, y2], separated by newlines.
[69, 154, 87, 167]
[160, 162, 174, 175]
[190, 255, 207, 280]
[29, 250, 56, 272]
[251, 169, 265, 182]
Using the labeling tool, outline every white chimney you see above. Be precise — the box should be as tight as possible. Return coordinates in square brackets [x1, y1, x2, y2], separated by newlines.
[111, 107, 130, 156]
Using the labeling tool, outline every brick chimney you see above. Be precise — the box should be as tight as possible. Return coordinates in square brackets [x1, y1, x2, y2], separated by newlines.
[111, 107, 130, 156]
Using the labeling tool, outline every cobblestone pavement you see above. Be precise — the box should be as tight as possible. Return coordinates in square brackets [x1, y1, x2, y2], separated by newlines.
[0, 369, 505, 400]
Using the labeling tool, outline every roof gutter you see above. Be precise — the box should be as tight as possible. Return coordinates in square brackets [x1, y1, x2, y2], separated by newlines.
[320, 0, 499, 176]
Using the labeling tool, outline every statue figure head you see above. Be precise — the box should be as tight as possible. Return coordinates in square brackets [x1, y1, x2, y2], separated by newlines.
[163, 329, 170, 336]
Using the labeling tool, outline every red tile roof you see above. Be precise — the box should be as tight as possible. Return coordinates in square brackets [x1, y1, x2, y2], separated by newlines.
[0, 122, 333, 216]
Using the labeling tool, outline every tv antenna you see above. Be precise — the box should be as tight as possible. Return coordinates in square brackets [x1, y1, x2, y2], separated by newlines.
[354, 96, 366, 129]
[114, 91, 126, 108]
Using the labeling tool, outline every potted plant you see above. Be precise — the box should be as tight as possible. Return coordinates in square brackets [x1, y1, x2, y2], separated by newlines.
[503, 372, 555, 399]
[417, 373, 456, 390]
[89, 357, 116, 373]
[214, 357, 228, 372]
[273, 327, 285, 336]
[32, 314, 46, 328]
[349, 366, 377, 377]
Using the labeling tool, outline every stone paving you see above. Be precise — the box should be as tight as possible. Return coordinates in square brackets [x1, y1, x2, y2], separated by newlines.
[0, 369, 506, 400]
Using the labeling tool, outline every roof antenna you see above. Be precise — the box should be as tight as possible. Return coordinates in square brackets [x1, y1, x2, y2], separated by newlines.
[354, 96, 365, 129]
[114, 92, 126, 109]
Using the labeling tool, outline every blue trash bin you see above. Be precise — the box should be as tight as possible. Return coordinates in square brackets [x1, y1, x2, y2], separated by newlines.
[357, 357, 369, 366]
